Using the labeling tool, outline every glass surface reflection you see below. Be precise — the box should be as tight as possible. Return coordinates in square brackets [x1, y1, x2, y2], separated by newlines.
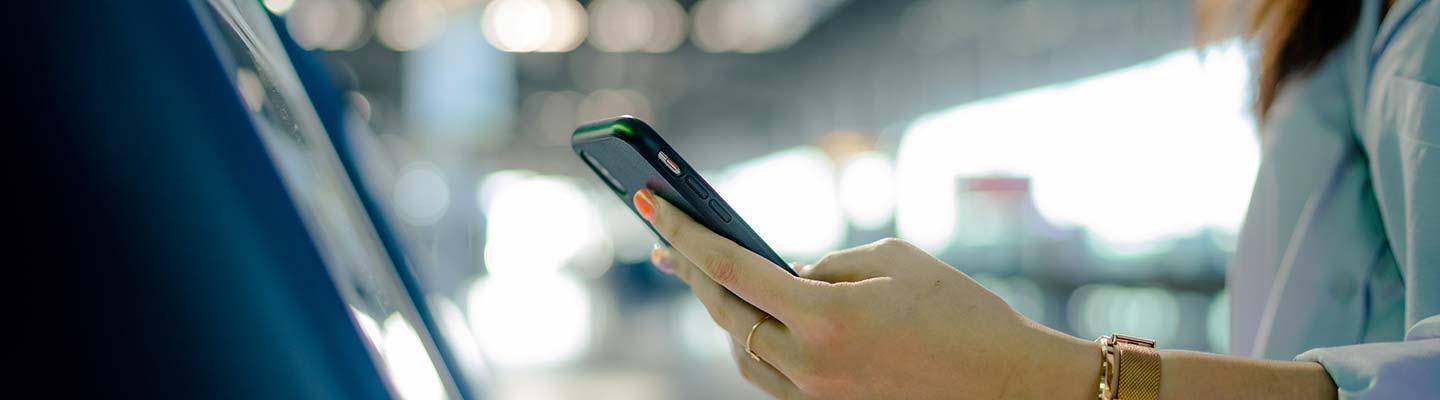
[200, 1, 462, 399]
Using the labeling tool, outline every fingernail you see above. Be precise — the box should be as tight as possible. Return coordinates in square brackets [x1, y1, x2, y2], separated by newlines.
[650, 245, 673, 274]
[633, 189, 656, 220]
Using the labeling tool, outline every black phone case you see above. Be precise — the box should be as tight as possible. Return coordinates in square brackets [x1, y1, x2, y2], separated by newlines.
[572, 116, 795, 275]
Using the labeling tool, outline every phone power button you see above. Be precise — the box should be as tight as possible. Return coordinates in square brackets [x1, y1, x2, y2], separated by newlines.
[658, 150, 681, 176]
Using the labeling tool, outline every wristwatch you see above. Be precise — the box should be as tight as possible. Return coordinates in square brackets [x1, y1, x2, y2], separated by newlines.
[1096, 334, 1160, 400]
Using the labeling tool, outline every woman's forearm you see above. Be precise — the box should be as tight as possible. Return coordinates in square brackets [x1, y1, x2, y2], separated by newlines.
[1158, 350, 1336, 400]
[1028, 329, 1338, 400]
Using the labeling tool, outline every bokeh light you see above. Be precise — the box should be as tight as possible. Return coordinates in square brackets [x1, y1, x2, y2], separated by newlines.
[691, 0, 838, 53]
[689, 0, 746, 53]
[897, 42, 1256, 255]
[286, 0, 372, 51]
[376, 0, 447, 51]
[481, 0, 587, 53]
[476, 169, 535, 213]
[588, 0, 687, 53]
[1068, 285, 1182, 344]
[482, 175, 610, 277]
[263, 0, 297, 15]
[838, 152, 897, 231]
[467, 275, 593, 368]
[640, 0, 687, 52]
[587, 0, 653, 52]
[393, 161, 452, 226]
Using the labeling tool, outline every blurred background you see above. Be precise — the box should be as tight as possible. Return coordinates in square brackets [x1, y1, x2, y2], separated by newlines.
[236, 0, 1255, 398]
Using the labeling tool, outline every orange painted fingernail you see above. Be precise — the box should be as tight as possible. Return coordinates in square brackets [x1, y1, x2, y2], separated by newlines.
[633, 189, 656, 220]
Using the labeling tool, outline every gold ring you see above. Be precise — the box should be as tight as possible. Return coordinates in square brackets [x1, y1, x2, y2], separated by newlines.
[746, 314, 774, 363]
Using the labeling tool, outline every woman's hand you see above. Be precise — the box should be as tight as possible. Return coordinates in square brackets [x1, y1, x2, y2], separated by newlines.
[634, 189, 1099, 399]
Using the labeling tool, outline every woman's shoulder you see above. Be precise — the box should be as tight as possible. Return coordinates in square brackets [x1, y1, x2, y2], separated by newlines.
[1374, 0, 1438, 85]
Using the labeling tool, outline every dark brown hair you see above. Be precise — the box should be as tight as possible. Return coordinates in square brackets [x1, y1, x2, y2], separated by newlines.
[1201, 0, 1363, 121]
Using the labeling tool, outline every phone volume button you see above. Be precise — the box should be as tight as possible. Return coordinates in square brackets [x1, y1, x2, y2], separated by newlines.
[708, 199, 732, 223]
[685, 176, 709, 199]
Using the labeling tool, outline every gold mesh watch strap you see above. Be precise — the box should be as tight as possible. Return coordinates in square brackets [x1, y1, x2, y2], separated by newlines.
[1098, 334, 1160, 400]
[1114, 340, 1160, 400]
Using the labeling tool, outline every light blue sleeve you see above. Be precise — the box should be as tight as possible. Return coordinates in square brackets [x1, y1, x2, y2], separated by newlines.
[1295, 3, 1440, 399]
[1296, 318, 1440, 399]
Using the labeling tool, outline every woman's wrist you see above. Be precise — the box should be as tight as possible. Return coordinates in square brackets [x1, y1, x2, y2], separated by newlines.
[1004, 320, 1102, 399]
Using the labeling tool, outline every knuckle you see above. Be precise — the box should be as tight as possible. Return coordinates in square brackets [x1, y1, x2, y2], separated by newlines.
[703, 253, 740, 284]
[872, 237, 910, 251]
[860, 238, 913, 260]
[815, 251, 842, 267]
[795, 263, 816, 278]
[811, 250, 850, 272]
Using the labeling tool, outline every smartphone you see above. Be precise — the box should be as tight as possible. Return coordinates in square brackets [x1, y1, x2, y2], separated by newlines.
[572, 116, 795, 275]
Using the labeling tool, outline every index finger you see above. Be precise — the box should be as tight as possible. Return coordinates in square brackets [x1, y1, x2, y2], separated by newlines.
[633, 189, 816, 321]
